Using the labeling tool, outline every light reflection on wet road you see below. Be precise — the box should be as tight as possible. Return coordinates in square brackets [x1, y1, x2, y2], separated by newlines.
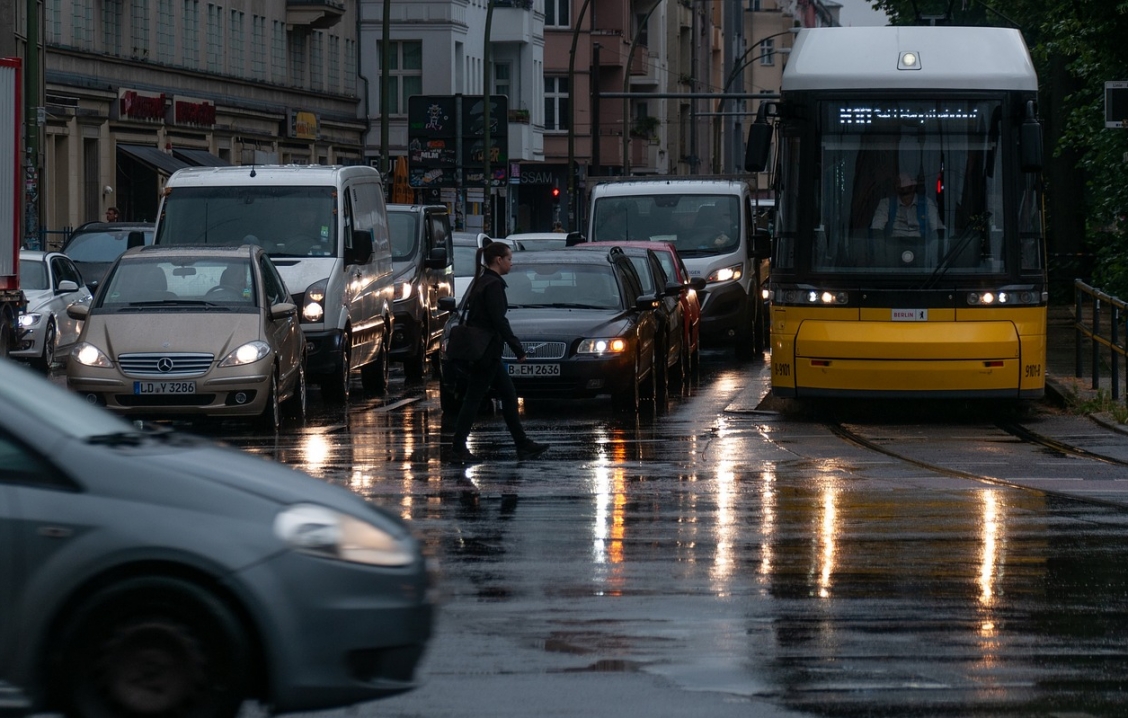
[195, 352, 1128, 717]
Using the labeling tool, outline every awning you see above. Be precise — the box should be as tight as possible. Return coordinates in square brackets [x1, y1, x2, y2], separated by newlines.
[173, 148, 231, 167]
[117, 144, 191, 175]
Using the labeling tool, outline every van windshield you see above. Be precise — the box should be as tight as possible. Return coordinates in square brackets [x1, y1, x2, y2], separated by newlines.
[590, 194, 741, 258]
[156, 186, 338, 259]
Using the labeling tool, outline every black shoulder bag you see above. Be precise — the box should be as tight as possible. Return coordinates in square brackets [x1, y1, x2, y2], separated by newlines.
[445, 282, 494, 362]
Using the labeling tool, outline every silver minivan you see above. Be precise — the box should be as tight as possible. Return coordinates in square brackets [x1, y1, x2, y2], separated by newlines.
[154, 165, 395, 403]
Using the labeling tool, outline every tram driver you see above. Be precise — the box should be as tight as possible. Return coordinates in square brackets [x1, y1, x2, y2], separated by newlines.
[870, 172, 944, 267]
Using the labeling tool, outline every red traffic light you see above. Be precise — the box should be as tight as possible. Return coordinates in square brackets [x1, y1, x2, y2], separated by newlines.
[551, 187, 561, 198]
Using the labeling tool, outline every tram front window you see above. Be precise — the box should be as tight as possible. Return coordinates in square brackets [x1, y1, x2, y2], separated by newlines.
[812, 99, 1006, 276]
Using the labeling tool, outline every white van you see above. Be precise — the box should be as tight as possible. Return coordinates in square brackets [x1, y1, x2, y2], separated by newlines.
[586, 177, 771, 358]
[153, 165, 395, 403]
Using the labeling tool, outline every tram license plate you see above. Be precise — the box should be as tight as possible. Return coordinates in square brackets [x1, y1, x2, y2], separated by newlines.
[891, 309, 928, 322]
[509, 364, 560, 377]
[134, 381, 196, 395]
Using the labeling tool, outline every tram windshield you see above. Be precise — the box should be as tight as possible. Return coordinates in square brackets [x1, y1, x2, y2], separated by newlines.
[784, 99, 1041, 278]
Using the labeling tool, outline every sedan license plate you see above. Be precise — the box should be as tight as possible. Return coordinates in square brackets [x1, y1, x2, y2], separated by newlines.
[508, 363, 560, 377]
[134, 381, 197, 395]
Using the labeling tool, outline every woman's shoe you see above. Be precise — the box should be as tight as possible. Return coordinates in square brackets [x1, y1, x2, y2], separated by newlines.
[449, 445, 482, 464]
[516, 439, 549, 460]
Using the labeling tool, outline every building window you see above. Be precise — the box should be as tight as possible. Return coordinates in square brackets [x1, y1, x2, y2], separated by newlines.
[271, 21, 286, 84]
[206, 4, 223, 73]
[289, 31, 306, 87]
[183, 0, 199, 69]
[634, 13, 649, 46]
[379, 41, 422, 115]
[545, 0, 570, 28]
[310, 31, 324, 91]
[544, 75, 569, 131]
[46, 0, 61, 44]
[229, 10, 244, 75]
[157, 0, 174, 64]
[328, 35, 340, 92]
[251, 16, 266, 80]
[493, 62, 511, 101]
[344, 40, 357, 96]
[760, 37, 776, 66]
[130, 1, 148, 60]
[103, 0, 122, 56]
[71, 0, 93, 49]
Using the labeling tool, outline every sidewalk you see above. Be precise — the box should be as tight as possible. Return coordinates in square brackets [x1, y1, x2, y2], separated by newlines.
[1045, 304, 1128, 432]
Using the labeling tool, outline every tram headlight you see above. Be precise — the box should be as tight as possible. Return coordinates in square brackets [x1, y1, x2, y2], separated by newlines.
[775, 288, 848, 305]
[966, 289, 1041, 306]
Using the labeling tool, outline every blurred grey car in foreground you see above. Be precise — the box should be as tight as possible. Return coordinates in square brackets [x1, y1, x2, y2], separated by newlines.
[0, 358, 435, 716]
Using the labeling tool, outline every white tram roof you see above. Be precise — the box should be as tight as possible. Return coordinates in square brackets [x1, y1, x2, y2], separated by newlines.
[783, 26, 1037, 93]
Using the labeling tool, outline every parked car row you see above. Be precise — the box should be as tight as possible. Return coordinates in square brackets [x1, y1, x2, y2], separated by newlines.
[438, 242, 705, 415]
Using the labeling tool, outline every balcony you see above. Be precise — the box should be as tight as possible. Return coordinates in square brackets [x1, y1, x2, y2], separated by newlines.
[286, 0, 345, 30]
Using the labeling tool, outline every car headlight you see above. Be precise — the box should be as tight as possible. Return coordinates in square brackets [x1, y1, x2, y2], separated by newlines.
[303, 278, 327, 322]
[72, 342, 113, 367]
[274, 503, 414, 567]
[707, 264, 743, 283]
[577, 337, 628, 355]
[18, 313, 41, 328]
[396, 281, 413, 302]
[218, 340, 271, 367]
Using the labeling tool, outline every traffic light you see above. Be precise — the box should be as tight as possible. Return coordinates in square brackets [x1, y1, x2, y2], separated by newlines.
[551, 187, 561, 204]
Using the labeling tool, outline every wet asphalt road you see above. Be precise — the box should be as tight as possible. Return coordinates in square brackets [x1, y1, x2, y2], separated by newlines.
[62, 350, 1128, 718]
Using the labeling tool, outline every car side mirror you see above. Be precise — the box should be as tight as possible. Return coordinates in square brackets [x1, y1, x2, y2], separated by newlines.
[565, 232, 586, 247]
[67, 303, 90, 321]
[687, 277, 707, 292]
[347, 229, 374, 265]
[269, 302, 297, 320]
[57, 280, 79, 294]
[426, 246, 449, 269]
[664, 281, 683, 298]
[127, 231, 146, 249]
[635, 295, 661, 312]
[438, 296, 458, 312]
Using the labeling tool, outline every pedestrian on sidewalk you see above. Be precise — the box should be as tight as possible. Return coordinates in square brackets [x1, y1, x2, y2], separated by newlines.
[448, 240, 549, 464]
[104, 206, 121, 222]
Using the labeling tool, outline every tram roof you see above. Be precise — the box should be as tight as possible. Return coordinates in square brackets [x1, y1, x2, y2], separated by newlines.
[783, 26, 1037, 93]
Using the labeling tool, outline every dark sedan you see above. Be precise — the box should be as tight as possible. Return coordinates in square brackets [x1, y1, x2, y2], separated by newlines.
[440, 247, 662, 413]
[61, 221, 155, 291]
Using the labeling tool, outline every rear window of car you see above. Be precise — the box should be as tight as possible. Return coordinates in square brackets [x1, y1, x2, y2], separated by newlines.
[65, 230, 152, 262]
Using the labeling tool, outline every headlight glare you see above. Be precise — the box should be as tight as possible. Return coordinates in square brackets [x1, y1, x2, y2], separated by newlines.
[577, 337, 628, 355]
[396, 281, 413, 301]
[274, 504, 413, 567]
[303, 279, 328, 322]
[18, 313, 41, 328]
[219, 340, 271, 367]
[72, 342, 113, 368]
[707, 264, 742, 283]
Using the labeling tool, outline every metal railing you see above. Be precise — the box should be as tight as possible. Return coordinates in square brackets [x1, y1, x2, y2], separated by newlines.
[1074, 279, 1128, 401]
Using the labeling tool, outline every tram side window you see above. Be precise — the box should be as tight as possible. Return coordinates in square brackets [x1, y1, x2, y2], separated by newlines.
[774, 133, 800, 270]
[1019, 175, 1043, 271]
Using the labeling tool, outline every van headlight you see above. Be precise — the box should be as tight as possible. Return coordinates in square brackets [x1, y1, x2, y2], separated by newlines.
[707, 264, 743, 283]
[218, 340, 271, 367]
[396, 281, 414, 302]
[303, 279, 328, 322]
[274, 504, 414, 567]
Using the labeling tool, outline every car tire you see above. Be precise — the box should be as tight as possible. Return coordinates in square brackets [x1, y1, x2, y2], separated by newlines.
[653, 337, 669, 406]
[361, 334, 390, 394]
[34, 319, 57, 373]
[403, 322, 428, 384]
[257, 369, 281, 432]
[281, 359, 306, 424]
[612, 353, 641, 414]
[56, 576, 250, 718]
[321, 339, 351, 406]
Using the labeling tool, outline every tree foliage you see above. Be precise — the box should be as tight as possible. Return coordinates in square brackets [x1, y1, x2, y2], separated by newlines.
[865, 0, 1128, 298]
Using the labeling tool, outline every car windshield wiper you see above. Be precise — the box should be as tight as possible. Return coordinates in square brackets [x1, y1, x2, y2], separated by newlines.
[128, 300, 231, 309]
[550, 303, 610, 309]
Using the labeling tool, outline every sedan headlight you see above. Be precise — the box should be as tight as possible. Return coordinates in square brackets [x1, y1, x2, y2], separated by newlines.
[707, 264, 743, 283]
[18, 313, 42, 328]
[218, 340, 271, 367]
[72, 342, 113, 368]
[577, 337, 628, 355]
[303, 278, 328, 322]
[274, 504, 414, 567]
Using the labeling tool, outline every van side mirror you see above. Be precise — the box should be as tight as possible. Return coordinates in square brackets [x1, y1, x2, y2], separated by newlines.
[426, 246, 449, 269]
[565, 231, 586, 246]
[1021, 101, 1043, 173]
[750, 228, 772, 259]
[347, 229, 374, 265]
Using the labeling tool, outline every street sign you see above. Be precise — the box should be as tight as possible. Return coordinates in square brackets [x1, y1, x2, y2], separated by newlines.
[1105, 81, 1128, 128]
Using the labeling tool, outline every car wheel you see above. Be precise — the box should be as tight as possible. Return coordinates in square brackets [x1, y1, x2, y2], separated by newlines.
[257, 369, 281, 432]
[403, 322, 428, 383]
[611, 353, 641, 414]
[34, 319, 57, 373]
[57, 577, 250, 718]
[653, 337, 669, 406]
[321, 339, 351, 405]
[361, 334, 390, 393]
[670, 337, 689, 393]
[281, 359, 306, 423]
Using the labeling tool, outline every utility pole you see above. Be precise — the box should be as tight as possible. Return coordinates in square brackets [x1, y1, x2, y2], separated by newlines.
[380, 0, 391, 175]
[24, 0, 41, 249]
[482, 0, 494, 235]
